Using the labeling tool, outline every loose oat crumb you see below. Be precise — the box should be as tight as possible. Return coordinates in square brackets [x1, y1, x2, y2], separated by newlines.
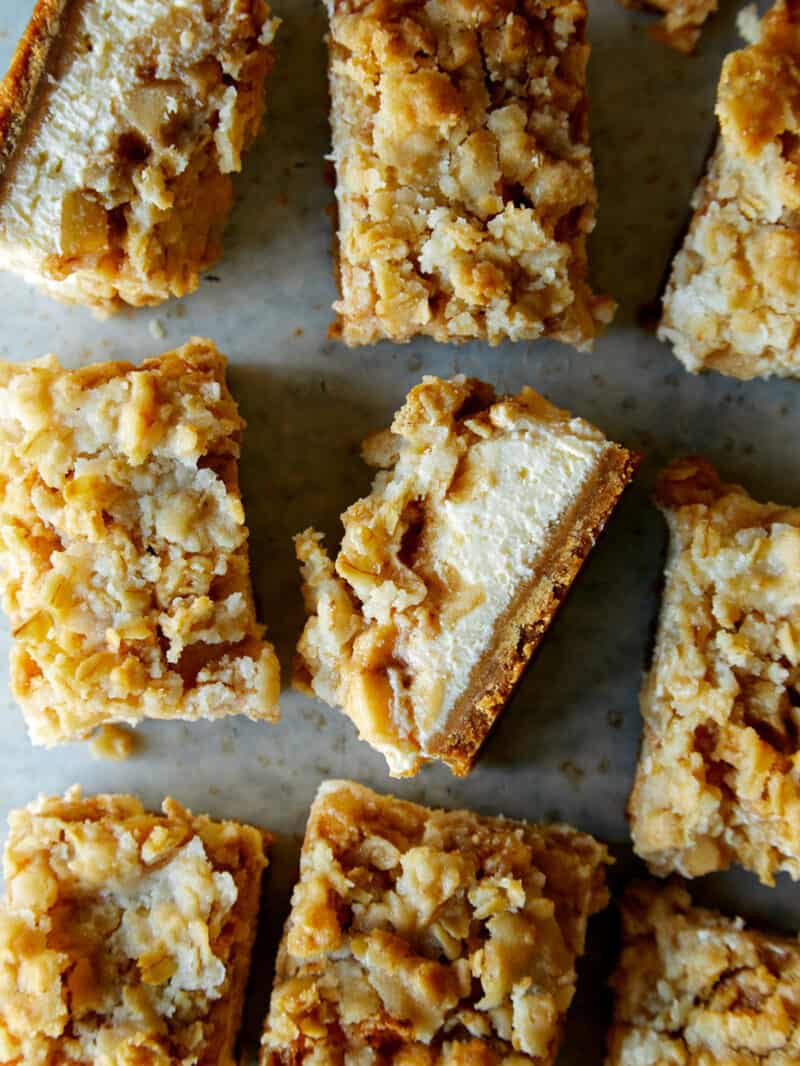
[148, 318, 166, 340]
[89, 723, 138, 761]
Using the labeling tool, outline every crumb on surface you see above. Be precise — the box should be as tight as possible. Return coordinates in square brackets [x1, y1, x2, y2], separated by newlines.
[89, 723, 138, 761]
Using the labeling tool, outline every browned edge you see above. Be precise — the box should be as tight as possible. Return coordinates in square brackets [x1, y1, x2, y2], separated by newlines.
[203, 824, 273, 1066]
[0, 0, 70, 182]
[429, 445, 641, 776]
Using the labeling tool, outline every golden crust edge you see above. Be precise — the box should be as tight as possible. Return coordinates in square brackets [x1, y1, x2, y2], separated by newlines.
[0, 0, 70, 181]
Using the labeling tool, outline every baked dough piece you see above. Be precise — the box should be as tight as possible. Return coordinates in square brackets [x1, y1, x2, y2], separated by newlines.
[0, 786, 270, 1066]
[326, 0, 614, 349]
[261, 780, 610, 1066]
[0, 338, 280, 746]
[659, 2, 800, 378]
[607, 881, 800, 1065]
[0, 0, 278, 313]
[617, 0, 716, 54]
[295, 375, 638, 777]
[629, 457, 800, 884]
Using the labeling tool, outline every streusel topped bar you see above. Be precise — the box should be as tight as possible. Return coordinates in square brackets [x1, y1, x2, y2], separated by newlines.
[607, 881, 800, 1065]
[296, 375, 637, 777]
[0, 339, 280, 745]
[630, 457, 800, 884]
[0, 786, 270, 1066]
[659, 0, 800, 379]
[261, 780, 610, 1066]
[326, 0, 613, 348]
[0, 0, 279, 312]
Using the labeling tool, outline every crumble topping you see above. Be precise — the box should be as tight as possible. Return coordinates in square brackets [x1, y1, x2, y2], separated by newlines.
[0, 786, 268, 1066]
[326, 0, 613, 348]
[261, 780, 610, 1065]
[0, 0, 279, 312]
[659, 0, 800, 379]
[0, 339, 280, 746]
[629, 457, 800, 884]
[296, 375, 630, 777]
[607, 881, 800, 1065]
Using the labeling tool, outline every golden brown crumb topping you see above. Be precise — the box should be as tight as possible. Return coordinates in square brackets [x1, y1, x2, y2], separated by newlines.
[718, 3, 800, 163]
[607, 881, 800, 1065]
[0, 339, 280, 745]
[261, 780, 610, 1065]
[326, 0, 612, 348]
[0, 786, 269, 1066]
[659, 1, 800, 379]
[629, 457, 800, 884]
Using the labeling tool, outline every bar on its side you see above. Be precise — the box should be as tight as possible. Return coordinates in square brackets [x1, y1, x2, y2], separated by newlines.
[0, 339, 280, 745]
[0, 786, 270, 1066]
[629, 457, 800, 884]
[0, 0, 279, 312]
[295, 375, 638, 777]
[607, 881, 800, 1065]
[326, 0, 613, 348]
[659, 1, 800, 378]
[261, 780, 610, 1066]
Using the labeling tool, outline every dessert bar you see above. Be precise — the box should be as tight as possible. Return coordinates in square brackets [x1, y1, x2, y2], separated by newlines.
[261, 780, 610, 1066]
[0, 338, 280, 745]
[630, 457, 800, 884]
[659, 1, 800, 378]
[326, 0, 613, 348]
[0, 786, 270, 1066]
[296, 375, 638, 776]
[607, 880, 800, 1065]
[0, 0, 278, 311]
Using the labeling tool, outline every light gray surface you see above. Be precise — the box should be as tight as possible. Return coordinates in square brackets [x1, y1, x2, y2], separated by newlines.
[0, 2, 797, 1062]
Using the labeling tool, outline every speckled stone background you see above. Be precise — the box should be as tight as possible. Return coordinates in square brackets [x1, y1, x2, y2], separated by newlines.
[0, 2, 798, 1062]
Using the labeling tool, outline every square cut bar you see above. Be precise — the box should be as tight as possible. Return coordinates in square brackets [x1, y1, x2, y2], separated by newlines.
[261, 779, 610, 1066]
[0, 786, 270, 1066]
[607, 881, 800, 1066]
[0, 338, 280, 746]
[0, 0, 279, 313]
[325, 0, 614, 349]
[295, 375, 638, 777]
[617, 0, 717, 54]
[629, 457, 800, 884]
[659, 1, 800, 379]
